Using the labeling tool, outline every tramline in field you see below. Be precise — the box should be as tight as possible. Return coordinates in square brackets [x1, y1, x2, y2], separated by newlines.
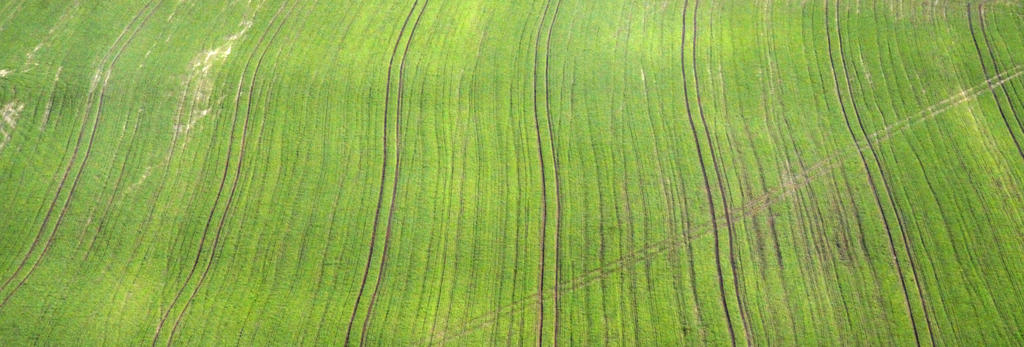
[1, 0, 1023, 345]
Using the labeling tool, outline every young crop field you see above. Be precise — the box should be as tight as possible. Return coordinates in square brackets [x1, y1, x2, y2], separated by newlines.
[2, 0, 1024, 345]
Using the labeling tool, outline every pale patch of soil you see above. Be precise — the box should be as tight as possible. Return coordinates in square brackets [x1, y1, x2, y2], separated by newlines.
[0, 101, 25, 150]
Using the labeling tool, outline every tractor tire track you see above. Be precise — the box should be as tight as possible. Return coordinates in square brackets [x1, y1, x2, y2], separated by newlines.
[759, 1, 803, 340]
[150, 1, 297, 345]
[613, 10, 643, 346]
[39, 67, 64, 129]
[422, 62, 1024, 346]
[874, 10, 956, 343]
[164, 1, 301, 342]
[135, 7, 262, 249]
[826, 1, 933, 345]
[0, 0, 164, 310]
[357, 2, 430, 345]
[971, 3, 1024, 160]
[341, 2, 421, 345]
[638, 32, 702, 340]
[973, 0, 1024, 311]
[81, 107, 144, 261]
[680, 1, 739, 345]
[306, 2, 363, 342]
[0, 0, 160, 295]
[542, 0, 563, 344]
[527, 0, 562, 345]
[834, 2, 936, 344]
[691, 1, 753, 344]
[430, 4, 1024, 347]
[428, 63, 1022, 344]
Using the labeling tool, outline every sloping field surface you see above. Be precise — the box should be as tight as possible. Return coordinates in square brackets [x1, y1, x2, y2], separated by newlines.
[2, 0, 1024, 345]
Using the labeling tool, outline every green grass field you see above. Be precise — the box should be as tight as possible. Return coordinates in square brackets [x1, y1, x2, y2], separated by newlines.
[2, 0, 1024, 345]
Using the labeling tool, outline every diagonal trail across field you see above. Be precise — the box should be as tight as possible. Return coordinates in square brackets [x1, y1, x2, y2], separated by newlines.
[423, 64, 1024, 346]
[2, 1, 1024, 345]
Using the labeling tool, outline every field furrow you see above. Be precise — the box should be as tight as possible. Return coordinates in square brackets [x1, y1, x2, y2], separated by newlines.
[1, 0, 1023, 345]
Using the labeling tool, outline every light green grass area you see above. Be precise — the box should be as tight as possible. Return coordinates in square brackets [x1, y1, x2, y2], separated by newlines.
[1, 0, 1023, 345]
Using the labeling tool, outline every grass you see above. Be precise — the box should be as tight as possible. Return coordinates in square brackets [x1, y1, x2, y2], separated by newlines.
[1, 0, 1023, 345]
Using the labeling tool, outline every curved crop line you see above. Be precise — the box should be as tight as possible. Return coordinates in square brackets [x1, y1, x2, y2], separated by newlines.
[544, 4, 569, 345]
[307, 2, 364, 343]
[976, 2, 1024, 296]
[424, 221, 453, 346]
[634, 4, 700, 335]
[423, 24, 497, 345]
[538, 0, 564, 344]
[691, 1, 754, 344]
[134, 3, 252, 256]
[840, 1, 938, 343]
[39, 67, 64, 129]
[758, 1, 803, 340]
[0, 0, 164, 310]
[613, 10, 645, 341]
[0, 0, 159, 296]
[341, 2, 421, 345]
[505, 20, 531, 343]
[0, 0, 26, 33]
[527, 0, 562, 344]
[357, 1, 431, 345]
[835, 3, 937, 344]
[872, 8, 949, 342]
[825, 1, 932, 345]
[620, 12, 641, 347]
[544, 3, 564, 345]
[127, 0, 243, 265]
[163, 3, 301, 343]
[680, 1, 740, 345]
[637, 22, 703, 338]
[970, 3, 1024, 160]
[978, 7, 1024, 134]
[81, 106, 145, 261]
[150, 1, 299, 345]
[422, 59, 1024, 346]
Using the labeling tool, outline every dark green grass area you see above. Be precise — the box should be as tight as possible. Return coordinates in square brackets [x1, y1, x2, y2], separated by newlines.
[1, 0, 1023, 345]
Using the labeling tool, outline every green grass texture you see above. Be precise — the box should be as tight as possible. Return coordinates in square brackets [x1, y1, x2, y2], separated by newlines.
[1, 0, 1023, 345]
